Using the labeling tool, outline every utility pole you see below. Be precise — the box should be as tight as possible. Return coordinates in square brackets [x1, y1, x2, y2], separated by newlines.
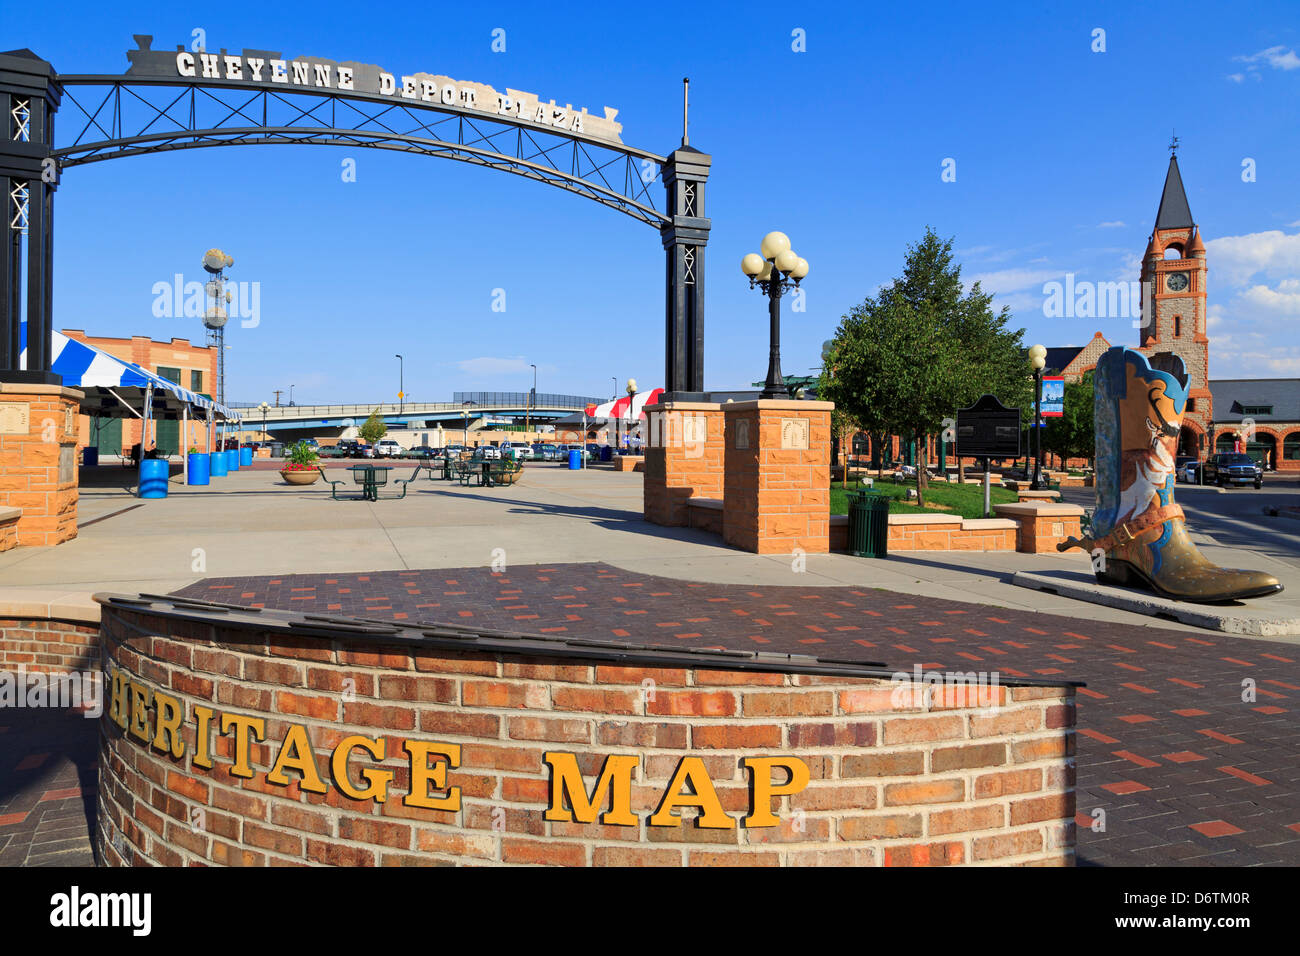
[273, 389, 284, 407]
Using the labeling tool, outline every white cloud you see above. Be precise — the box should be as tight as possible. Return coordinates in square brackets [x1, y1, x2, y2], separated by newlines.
[1097, 221, 1126, 228]
[1236, 278, 1300, 317]
[1204, 229, 1300, 285]
[1226, 73, 1245, 83]
[1234, 45, 1300, 71]
[456, 356, 532, 376]
[965, 268, 1060, 295]
[1212, 345, 1300, 377]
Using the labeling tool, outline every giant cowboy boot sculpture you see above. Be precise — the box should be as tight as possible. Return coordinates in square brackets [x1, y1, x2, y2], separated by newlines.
[1058, 346, 1281, 603]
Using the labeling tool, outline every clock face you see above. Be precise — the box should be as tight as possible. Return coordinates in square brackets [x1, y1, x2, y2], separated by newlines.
[1166, 272, 1190, 292]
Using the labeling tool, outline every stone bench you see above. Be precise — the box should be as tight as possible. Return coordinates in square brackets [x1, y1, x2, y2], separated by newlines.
[993, 501, 1086, 554]
[614, 455, 645, 473]
[0, 506, 20, 553]
[685, 497, 724, 536]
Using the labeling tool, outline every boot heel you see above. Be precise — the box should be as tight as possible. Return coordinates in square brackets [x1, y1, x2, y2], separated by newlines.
[1096, 560, 1130, 587]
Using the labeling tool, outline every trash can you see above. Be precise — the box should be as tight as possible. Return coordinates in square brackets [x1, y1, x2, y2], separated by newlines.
[210, 449, 228, 476]
[187, 452, 210, 486]
[139, 458, 169, 499]
[82, 446, 98, 467]
[240, 446, 253, 467]
[600, 445, 612, 462]
[847, 491, 890, 558]
[568, 449, 581, 470]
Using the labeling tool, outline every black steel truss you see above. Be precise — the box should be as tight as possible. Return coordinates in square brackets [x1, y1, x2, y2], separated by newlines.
[52, 78, 669, 227]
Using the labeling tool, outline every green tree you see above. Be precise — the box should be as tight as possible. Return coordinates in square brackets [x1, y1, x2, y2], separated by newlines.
[820, 228, 1029, 504]
[359, 408, 387, 444]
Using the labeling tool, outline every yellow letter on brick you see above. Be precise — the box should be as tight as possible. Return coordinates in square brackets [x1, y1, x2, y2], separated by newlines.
[403, 741, 461, 811]
[543, 752, 638, 827]
[742, 756, 810, 827]
[267, 723, 328, 794]
[648, 756, 736, 830]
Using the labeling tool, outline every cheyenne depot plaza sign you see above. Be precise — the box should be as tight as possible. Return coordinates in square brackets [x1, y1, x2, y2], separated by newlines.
[124, 36, 625, 144]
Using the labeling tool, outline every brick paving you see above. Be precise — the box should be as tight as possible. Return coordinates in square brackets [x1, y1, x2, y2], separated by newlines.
[175, 562, 1300, 867]
[6, 560, 1297, 867]
[0, 702, 98, 867]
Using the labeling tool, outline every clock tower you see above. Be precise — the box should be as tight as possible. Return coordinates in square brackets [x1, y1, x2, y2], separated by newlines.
[1139, 149, 1212, 457]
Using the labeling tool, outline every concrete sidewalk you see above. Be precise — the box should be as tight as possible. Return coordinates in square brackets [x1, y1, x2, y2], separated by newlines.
[0, 463, 1292, 638]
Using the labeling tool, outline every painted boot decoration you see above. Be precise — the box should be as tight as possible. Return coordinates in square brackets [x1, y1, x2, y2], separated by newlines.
[1058, 346, 1281, 603]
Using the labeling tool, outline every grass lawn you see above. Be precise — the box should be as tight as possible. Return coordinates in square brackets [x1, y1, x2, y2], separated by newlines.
[830, 477, 1017, 519]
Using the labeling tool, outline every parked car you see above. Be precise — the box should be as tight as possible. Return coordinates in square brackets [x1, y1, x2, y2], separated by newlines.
[1202, 453, 1261, 488]
[1175, 456, 1200, 484]
[477, 445, 501, 460]
[316, 443, 345, 458]
[374, 439, 405, 459]
[560, 443, 590, 462]
[440, 444, 467, 459]
[407, 445, 438, 460]
[355, 442, 375, 459]
[501, 441, 532, 460]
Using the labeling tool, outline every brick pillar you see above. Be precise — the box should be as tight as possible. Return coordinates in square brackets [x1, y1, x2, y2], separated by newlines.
[723, 400, 832, 554]
[0, 383, 83, 546]
[643, 402, 724, 527]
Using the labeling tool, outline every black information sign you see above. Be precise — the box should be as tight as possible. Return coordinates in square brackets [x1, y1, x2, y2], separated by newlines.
[955, 394, 1021, 459]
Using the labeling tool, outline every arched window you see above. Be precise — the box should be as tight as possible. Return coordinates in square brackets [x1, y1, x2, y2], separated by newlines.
[1164, 245, 1183, 259]
[1285, 432, 1300, 461]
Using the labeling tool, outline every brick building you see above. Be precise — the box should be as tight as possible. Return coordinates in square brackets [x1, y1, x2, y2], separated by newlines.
[62, 330, 217, 457]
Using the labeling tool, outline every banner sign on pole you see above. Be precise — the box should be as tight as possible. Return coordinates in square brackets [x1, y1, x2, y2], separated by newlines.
[1041, 377, 1065, 418]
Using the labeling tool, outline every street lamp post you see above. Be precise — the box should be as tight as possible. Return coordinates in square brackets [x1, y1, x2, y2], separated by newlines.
[395, 354, 404, 415]
[461, 404, 471, 447]
[259, 402, 270, 452]
[625, 378, 637, 451]
[1028, 344, 1046, 490]
[741, 232, 810, 400]
[527, 363, 537, 435]
[289, 384, 296, 407]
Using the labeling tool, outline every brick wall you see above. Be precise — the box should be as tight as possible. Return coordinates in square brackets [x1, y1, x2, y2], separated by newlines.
[96, 602, 1076, 867]
[0, 508, 18, 552]
[0, 383, 82, 546]
[643, 403, 725, 527]
[0, 617, 99, 675]
[723, 401, 832, 554]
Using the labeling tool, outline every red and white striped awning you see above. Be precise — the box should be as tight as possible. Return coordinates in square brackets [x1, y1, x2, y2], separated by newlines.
[585, 388, 665, 420]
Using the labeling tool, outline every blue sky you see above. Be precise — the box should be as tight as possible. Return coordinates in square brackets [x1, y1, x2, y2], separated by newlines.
[9, 0, 1300, 404]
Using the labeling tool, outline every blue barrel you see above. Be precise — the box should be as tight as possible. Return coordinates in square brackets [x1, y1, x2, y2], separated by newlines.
[187, 452, 210, 485]
[568, 449, 581, 470]
[210, 450, 228, 476]
[82, 446, 99, 467]
[240, 446, 253, 467]
[139, 458, 169, 498]
[225, 449, 238, 471]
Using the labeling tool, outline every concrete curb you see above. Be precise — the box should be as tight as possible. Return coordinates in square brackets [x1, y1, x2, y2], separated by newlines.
[1010, 571, 1300, 637]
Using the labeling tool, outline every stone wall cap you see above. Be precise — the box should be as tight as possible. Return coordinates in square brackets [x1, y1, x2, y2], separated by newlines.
[642, 401, 724, 412]
[0, 587, 101, 624]
[0, 382, 85, 400]
[887, 513, 962, 525]
[686, 497, 724, 510]
[993, 502, 1087, 517]
[722, 400, 835, 412]
[0, 506, 21, 522]
[961, 518, 1019, 530]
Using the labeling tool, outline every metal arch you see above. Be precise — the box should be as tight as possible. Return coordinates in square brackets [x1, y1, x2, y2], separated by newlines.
[51, 77, 669, 226]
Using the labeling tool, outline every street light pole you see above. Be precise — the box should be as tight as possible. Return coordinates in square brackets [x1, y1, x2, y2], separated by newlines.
[1028, 344, 1046, 490]
[741, 232, 809, 400]
[290, 384, 296, 407]
[527, 363, 536, 435]
[395, 354, 403, 415]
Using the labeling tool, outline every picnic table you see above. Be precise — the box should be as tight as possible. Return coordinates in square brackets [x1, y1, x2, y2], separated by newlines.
[316, 464, 421, 500]
[450, 458, 521, 487]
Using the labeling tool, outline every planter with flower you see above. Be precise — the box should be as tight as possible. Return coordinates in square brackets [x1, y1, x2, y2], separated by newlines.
[280, 441, 321, 485]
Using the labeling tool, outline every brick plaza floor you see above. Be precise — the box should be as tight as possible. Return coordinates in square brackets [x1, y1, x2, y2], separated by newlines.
[5, 559, 1296, 867]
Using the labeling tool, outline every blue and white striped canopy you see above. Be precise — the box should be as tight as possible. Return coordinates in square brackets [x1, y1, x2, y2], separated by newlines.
[49, 330, 235, 420]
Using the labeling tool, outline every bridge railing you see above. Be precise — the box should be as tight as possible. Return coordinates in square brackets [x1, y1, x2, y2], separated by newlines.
[234, 400, 594, 418]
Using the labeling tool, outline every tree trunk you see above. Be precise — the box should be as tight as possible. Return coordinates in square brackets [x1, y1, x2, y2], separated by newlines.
[916, 431, 928, 508]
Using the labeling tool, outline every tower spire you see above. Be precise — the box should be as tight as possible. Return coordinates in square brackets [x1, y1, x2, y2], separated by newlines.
[1155, 150, 1193, 230]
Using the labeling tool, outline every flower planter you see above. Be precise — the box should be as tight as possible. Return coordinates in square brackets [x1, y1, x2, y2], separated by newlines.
[281, 469, 320, 485]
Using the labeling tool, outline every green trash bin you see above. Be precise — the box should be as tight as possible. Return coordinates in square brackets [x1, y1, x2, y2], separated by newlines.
[847, 491, 891, 558]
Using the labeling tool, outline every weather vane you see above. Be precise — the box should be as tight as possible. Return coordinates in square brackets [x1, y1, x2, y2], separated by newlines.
[1169, 130, 1180, 155]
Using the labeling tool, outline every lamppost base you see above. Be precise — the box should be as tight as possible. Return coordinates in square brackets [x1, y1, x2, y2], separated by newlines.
[758, 387, 790, 400]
